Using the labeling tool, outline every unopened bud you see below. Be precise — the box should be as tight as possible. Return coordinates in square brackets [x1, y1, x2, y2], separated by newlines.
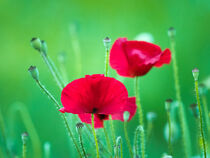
[168, 27, 176, 38]
[21, 132, 29, 145]
[31, 38, 42, 51]
[146, 112, 157, 122]
[76, 122, 84, 132]
[103, 37, 111, 50]
[41, 40, 48, 56]
[28, 66, 39, 81]
[192, 68, 199, 81]
[123, 111, 130, 122]
[165, 99, 173, 112]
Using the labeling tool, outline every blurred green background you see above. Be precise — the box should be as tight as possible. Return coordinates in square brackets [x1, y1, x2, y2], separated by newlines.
[0, 0, 210, 157]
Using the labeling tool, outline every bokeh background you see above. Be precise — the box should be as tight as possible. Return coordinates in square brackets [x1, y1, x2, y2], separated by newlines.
[0, 0, 210, 157]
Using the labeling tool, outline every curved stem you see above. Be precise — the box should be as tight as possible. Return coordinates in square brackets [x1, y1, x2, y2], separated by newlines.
[123, 122, 133, 158]
[194, 80, 207, 158]
[169, 33, 191, 158]
[135, 77, 145, 158]
[35, 80, 82, 157]
[91, 114, 100, 158]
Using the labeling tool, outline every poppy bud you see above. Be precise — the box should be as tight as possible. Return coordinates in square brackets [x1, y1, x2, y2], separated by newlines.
[190, 103, 199, 118]
[31, 38, 42, 51]
[103, 37, 111, 50]
[123, 111, 130, 122]
[76, 122, 84, 129]
[21, 132, 29, 145]
[192, 68, 199, 81]
[199, 83, 207, 95]
[28, 66, 39, 81]
[41, 40, 48, 56]
[168, 27, 176, 38]
[165, 99, 173, 112]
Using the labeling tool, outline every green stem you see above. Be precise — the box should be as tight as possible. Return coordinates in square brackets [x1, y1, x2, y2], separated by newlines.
[146, 121, 153, 142]
[201, 95, 210, 142]
[167, 111, 173, 155]
[35, 80, 82, 158]
[91, 114, 100, 158]
[105, 48, 109, 77]
[135, 77, 145, 158]
[194, 80, 207, 158]
[115, 137, 123, 158]
[123, 122, 133, 158]
[109, 115, 116, 148]
[22, 143, 27, 158]
[78, 130, 88, 158]
[40, 53, 63, 90]
[134, 126, 141, 157]
[43, 142, 50, 158]
[169, 32, 191, 158]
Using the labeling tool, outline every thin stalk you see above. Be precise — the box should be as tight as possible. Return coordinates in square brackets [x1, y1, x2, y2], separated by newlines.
[201, 95, 210, 141]
[134, 126, 141, 157]
[105, 48, 109, 77]
[123, 122, 133, 158]
[169, 30, 191, 158]
[194, 80, 207, 158]
[109, 115, 116, 148]
[78, 130, 88, 158]
[115, 137, 123, 158]
[167, 111, 173, 155]
[35, 80, 82, 158]
[43, 142, 51, 158]
[135, 77, 145, 158]
[91, 114, 100, 158]
[40, 53, 63, 90]
[22, 143, 26, 158]
[146, 121, 153, 142]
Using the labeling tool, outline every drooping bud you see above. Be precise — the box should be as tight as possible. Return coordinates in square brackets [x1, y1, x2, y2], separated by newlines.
[30, 38, 42, 51]
[28, 66, 39, 81]
[168, 27, 176, 38]
[21, 132, 29, 145]
[192, 68, 199, 81]
[199, 83, 207, 96]
[123, 111, 130, 122]
[76, 122, 84, 129]
[165, 99, 173, 112]
[41, 40, 48, 56]
[190, 103, 199, 118]
[103, 37, 111, 51]
[146, 112, 157, 122]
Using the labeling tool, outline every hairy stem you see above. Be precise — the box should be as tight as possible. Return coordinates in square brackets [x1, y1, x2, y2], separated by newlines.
[78, 130, 88, 158]
[135, 77, 145, 158]
[123, 122, 133, 158]
[194, 80, 207, 158]
[91, 114, 100, 158]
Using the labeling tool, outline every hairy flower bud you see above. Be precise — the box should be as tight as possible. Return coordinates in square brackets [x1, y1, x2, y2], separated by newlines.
[28, 66, 39, 81]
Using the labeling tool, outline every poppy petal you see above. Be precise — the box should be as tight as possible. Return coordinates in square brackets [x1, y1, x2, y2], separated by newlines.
[112, 97, 137, 121]
[154, 48, 171, 67]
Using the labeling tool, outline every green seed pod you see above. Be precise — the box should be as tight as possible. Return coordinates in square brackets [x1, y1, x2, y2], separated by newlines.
[103, 37, 111, 50]
[192, 68, 199, 81]
[28, 66, 39, 81]
[31, 38, 42, 51]
[168, 27, 176, 38]
[21, 132, 29, 145]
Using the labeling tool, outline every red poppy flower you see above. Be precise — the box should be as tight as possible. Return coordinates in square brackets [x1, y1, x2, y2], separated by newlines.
[59, 74, 137, 128]
[110, 38, 171, 77]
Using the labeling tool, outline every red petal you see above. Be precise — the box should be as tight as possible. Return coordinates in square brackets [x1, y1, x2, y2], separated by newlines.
[111, 97, 137, 121]
[78, 114, 106, 128]
[60, 74, 128, 114]
[154, 48, 171, 67]
[110, 38, 130, 77]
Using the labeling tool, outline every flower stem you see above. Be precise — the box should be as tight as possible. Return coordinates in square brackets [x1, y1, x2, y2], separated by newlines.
[91, 114, 100, 158]
[169, 29, 191, 158]
[194, 80, 207, 158]
[167, 110, 173, 155]
[43, 142, 51, 158]
[123, 121, 133, 158]
[115, 136, 123, 158]
[103, 126, 112, 153]
[109, 115, 116, 148]
[40, 52, 64, 90]
[78, 129, 88, 158]
[34, 80, 82, 158]
[105, 48, 109, 77]
[135, 77, 145, 158]
[22, 141, 27, 158]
